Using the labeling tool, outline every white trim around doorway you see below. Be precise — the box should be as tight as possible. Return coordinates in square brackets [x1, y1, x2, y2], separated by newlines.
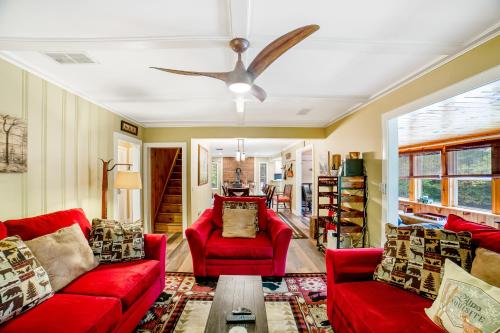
[380, 65, 500, 245]
[143, 142, 188, 237]
[295, 144, 314, 217]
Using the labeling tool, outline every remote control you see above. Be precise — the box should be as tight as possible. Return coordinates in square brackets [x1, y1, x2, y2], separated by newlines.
[226, 313, 256, 323]
[232, 307, 252, 315]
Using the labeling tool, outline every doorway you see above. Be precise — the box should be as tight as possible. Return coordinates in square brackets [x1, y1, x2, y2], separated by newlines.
[113, 133, 142, 222]
[143, 142, 187, 235]
[295, 145, 314, 218]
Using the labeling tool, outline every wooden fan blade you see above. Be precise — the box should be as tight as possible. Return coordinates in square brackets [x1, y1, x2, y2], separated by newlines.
[250, 84, 267, 102]
[150, 67, 229, 82]
[247, 25, 319, 79]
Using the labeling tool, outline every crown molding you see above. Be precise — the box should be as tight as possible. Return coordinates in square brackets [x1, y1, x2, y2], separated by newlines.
[324, 23, 500, 128]
[0, 51, 145, 127]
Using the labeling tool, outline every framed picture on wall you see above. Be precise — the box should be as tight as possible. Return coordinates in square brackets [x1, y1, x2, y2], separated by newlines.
[0, 114, 27, 173]
[121, 120, 138, 136]
[198, 145, 208, 185]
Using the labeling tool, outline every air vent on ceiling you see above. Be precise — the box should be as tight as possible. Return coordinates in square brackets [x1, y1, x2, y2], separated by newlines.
[297, 108, 311, 115]
[44, 52, 96, 64]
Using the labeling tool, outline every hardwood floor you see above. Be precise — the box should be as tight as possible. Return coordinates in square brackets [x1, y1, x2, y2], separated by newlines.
[164, 211, 326, 273]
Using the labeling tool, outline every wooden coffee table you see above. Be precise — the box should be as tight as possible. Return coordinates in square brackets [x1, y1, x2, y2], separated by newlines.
[204, 275, 268, 333]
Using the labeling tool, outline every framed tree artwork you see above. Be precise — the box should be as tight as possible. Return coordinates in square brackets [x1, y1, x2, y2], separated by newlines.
[1, 114, 27, 173]
[198, 145, 208, 185]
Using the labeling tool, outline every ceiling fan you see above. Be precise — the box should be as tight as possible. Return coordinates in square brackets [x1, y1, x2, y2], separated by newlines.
[151, 24, 319, 102]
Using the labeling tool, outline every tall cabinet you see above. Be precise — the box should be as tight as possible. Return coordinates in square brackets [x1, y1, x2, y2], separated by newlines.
[316, 175, 367, 252]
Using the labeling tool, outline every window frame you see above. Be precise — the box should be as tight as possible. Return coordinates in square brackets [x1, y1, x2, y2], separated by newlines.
[399, 137, 499, 214]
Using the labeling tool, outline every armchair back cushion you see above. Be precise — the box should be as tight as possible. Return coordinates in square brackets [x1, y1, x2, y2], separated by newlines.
[213, 194, 267, 231]
[445, 214, 499, 253]
[3, 208, 92, 241]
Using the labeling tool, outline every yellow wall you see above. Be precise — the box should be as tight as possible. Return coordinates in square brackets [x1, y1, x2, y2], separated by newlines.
[323, 36, 500, 246]
[0, 58, 142, 221]
[190, 140, 213, 221]
[144, 127, 326, 226]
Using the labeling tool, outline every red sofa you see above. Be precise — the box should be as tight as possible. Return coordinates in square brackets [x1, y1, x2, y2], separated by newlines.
[326, 214, 500, 333]
[0, 208, 166, 333]
[186, 195, 293, 277]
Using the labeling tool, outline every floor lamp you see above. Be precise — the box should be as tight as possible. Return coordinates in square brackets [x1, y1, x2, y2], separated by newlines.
[114, 170, 142, 221]
[101, 159, 137, 219]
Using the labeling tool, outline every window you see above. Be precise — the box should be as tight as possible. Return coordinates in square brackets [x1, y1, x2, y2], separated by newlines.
[210, 161, 219, 189]
[398, 155, 410, 198]
[448, 146, 492, 211]
[414, 151, 441, 204]
[259, 163, 267, 189]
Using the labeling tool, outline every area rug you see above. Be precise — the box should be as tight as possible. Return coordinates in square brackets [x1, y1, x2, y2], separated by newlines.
[135, 272, 332, 333]
[278, 213, 309, 239]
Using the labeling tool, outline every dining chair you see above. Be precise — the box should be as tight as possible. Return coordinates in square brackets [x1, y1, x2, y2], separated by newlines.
[274, 184, 292, 213]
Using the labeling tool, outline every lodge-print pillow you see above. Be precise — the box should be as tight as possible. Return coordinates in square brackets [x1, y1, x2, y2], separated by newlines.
[374, 223, 472, 300]
[222, 201, 259, 231]
[89, 219, 144, 263]
[0, 236, 53, 324]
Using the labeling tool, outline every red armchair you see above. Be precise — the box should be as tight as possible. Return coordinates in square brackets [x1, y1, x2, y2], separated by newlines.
[326, 248, 443, 333]
[186, 196, 293, 277]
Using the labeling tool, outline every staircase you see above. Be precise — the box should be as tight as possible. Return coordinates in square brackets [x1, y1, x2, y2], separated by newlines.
[154, 152, 183, 233]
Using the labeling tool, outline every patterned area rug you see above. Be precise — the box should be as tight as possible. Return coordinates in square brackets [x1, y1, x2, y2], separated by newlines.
[135, 273, 332, 333]
[278, 213, 309, 239]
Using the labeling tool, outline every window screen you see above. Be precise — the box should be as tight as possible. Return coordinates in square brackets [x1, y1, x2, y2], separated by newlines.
[447, 146, 491, 176]
[413, 151, 441, 177]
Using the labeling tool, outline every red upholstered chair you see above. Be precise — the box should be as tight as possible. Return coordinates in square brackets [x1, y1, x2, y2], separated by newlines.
[326, 214, 500, 333]
[273, 184, 292, 212]
[185, 194, 293, 277]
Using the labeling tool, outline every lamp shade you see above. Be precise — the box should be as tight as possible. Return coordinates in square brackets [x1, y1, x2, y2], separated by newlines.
[114, 171, 142, 189]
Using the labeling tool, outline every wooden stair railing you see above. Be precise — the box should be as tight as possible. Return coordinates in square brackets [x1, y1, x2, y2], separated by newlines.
[153, 148, 181, 224]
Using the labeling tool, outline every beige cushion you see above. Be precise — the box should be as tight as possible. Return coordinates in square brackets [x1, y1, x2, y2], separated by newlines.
[26, 223, 98, 292]
[471, 247, 500, 288]
[425, 259, 500, 333]
[222, 208, 257, 238]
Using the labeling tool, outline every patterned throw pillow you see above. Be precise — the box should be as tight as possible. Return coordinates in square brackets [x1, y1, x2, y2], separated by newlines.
[222, 201, 259, 232]
[89, 219, 144, 263]
[374, 223, 472, 300]
[0, 236, 53, 324]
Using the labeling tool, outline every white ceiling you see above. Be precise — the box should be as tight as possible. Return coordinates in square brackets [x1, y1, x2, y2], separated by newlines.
[398, 80, 500, 146]
[198, 138, 301, 157]
[0, 0, 499, 127]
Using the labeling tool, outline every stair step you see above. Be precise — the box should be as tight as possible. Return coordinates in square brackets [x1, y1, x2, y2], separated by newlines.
[170, 172, 182, 180]
[164, 195, 182, 204]
[169, 179, 181, 187]
[166, 187, 182, 195]
[173, 165, 182, 173]
[154, 222, 182, 233]
[160, 203, 182, 213]
[156, 213, 183, 223]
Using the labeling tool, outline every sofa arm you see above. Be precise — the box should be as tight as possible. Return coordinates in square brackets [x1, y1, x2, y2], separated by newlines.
[266, 209, 292, 276]
[185, 209, 214, 276]
[326, 248, 383, 285]
[144, 233, 167, 288]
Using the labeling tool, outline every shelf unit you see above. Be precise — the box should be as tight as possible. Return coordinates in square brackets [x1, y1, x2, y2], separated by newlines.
[316, 175, 367, 252]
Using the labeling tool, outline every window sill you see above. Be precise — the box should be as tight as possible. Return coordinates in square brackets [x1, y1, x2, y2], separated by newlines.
[399, 199, 499, 218]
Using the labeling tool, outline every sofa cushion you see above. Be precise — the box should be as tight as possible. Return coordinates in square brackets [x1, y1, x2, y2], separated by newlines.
[374, 223, 472, 300]
[89, 218, 145, 263]
[0, 293, 121, 333]
[25, 224, 99, 292]
[0, 222, 6, 239]
[334, 281, 442, 333]
[445, 214, 500, 253]
[60, 259, 160, 311]
[205, 229, 273, 259]
[222, 202, 258, 238]
[3, 208, 92, 241]
[0, 236, 54, 325]
[213, 194, 268, 231]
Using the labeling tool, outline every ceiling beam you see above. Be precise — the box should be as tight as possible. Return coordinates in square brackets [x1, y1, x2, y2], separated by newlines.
[0, 36, 462, 56]
[100, 94, 369, 104]
[228, 0, 251, 38]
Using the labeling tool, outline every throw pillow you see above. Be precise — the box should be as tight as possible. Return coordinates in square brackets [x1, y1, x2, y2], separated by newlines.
[89, 219, 144, 263]
[374, 223, 472, 300]
[25, 224, 99, 292]
[222, 201, 258, 238]
[425, 259, 500, 333]
[471, 247, 500, 288]
[0, 236, 53, 324]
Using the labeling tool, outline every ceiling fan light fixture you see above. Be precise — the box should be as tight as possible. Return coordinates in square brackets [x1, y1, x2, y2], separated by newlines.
[229, 82, 251, 93]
